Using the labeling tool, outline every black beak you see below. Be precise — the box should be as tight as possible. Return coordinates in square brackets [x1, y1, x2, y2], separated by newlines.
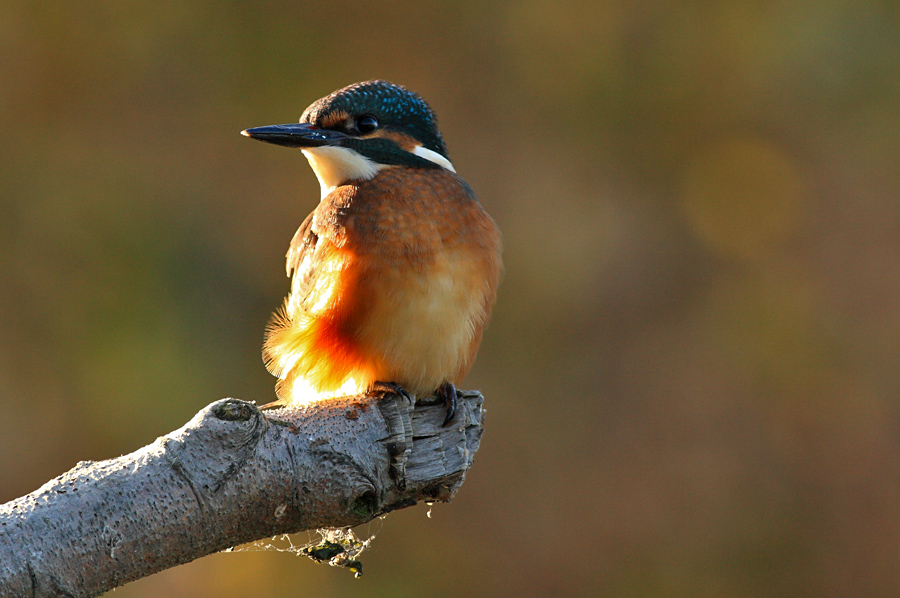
[240, 123, 347, 148]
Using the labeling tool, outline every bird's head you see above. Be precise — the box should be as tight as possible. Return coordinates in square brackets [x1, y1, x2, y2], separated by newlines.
[242, 80, 456, 198]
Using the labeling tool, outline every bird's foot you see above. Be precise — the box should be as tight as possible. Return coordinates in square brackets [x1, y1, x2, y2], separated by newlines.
[369, 381, 413, 403]
[438, 382, 459, 427]
[368, 381, 457, 427]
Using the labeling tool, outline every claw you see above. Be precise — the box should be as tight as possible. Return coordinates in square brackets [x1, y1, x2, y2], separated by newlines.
[438, 382, 458, 426]
[369, 381, 413, 402]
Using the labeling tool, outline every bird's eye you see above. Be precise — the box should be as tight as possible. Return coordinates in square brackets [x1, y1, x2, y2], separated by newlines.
[356, 115, 379, 134]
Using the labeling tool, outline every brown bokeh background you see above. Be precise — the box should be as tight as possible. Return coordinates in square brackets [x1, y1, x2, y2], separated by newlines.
[3, 1, 900, 596]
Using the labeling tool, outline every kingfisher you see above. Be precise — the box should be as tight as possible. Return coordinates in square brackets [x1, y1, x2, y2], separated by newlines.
[242, 80, 502, 424]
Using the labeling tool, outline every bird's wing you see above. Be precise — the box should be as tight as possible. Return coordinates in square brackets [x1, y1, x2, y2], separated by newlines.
[283, 204, 352, 319]
[284, 211, 319, 313]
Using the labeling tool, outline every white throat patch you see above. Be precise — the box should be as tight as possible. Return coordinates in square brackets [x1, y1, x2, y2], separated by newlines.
[302, 146, 384, 199]
[301, 143, 456, 200]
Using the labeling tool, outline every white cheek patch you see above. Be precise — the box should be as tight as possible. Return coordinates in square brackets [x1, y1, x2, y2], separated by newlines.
[412, 145, 456, 173]
[302, 146, 384, 199]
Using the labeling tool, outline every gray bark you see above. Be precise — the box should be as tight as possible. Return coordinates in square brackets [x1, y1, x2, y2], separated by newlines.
[0, 390, 485, 597]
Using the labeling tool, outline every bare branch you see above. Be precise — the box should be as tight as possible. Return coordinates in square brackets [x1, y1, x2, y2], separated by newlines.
[0, 391, 485, 597]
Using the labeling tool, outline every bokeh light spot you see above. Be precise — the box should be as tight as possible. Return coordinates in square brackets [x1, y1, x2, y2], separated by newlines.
[679, 138, 805, 260]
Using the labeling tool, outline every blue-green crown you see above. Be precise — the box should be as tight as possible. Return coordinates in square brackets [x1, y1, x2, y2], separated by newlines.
[300, 80, 449, 159]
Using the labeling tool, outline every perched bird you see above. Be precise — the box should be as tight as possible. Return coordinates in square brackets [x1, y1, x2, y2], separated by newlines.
[242, 80, 502, 423]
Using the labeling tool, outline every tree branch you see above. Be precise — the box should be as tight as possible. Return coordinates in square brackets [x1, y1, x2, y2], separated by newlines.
[0, 391, 485, 597]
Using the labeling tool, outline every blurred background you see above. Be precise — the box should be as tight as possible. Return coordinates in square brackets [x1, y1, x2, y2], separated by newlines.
[2, 1, 900, 596]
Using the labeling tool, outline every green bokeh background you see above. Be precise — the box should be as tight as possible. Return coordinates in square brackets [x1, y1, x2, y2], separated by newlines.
[3, 1, 900, 596]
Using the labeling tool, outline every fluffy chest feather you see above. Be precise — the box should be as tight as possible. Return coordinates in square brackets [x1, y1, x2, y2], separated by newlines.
[354, 243, 491, 395]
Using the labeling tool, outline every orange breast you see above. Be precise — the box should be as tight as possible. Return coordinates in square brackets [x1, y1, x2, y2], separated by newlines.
[342, 168, 502, 396]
